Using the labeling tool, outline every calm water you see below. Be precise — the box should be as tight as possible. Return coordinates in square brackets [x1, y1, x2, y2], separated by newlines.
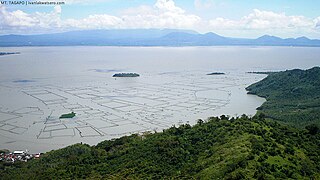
[0, 46, 319, 153]
[1, 46, 320, 79]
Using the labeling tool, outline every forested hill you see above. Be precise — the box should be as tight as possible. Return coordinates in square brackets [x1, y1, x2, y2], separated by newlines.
[1, 116, 319, 179]
[246, 67, 320, 127]
[1, 67, 320, 179]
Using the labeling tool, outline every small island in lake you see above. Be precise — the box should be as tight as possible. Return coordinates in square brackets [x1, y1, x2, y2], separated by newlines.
[13, 80, 35, 83]
[113, 73, 140, 77]
[206, 72, 225, 75]
[0, 52, 20, 56]
[59, 112, 76, 119]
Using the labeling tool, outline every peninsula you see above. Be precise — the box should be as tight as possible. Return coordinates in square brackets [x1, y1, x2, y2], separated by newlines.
[246, 71, 276, 75]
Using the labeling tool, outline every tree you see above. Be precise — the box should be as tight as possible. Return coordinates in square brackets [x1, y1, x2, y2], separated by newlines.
[305, 124, 319, 135]
[197, 119, 204, 125]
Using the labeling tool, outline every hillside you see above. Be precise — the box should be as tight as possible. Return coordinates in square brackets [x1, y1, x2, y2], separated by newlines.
[1, 68, 319, 179]
[1, 116, 319, 179]
[246, 67, 320, 127]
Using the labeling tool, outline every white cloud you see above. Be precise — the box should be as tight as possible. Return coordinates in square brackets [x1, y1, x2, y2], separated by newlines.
[0, 5, 62, 33]
[245, 9, 312, 29]
[0, 1, 320, 38]
[314, 17, 320, 28]
[34, 6, 62, 29]
[207, 9, 320, 38]
[209, 9, 314, 30]
[63, 0, 201, 30]
[0, 6, 38, 28]
[155, 0, 184, 13]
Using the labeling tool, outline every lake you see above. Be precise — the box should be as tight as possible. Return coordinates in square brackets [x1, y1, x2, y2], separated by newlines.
[0, 46, 319, 153]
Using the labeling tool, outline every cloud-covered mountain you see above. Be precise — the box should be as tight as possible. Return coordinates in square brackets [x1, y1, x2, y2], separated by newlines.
[0, 29, 320, 47]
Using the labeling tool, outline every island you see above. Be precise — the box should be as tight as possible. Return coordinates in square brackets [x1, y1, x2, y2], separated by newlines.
[113, 73, 140, 77]
[206, 72, 225, 75]
[59, 112, 76, 119]
[0, 52, 20, 56]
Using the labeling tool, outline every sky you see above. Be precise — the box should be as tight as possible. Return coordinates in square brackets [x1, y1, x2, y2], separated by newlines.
[1, 0, 320, 38]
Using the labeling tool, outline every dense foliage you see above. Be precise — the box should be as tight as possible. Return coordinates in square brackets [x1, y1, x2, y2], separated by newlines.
[246, 67, 320, 127]
[1, 115, 319, 179]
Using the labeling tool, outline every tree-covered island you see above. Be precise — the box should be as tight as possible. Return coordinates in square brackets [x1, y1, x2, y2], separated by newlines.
[59, 112, 76, 119]
[113, 73, 140, 77]
[206, 72, 225, 75]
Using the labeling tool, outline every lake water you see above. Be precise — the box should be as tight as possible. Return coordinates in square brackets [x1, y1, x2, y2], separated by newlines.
[0, 46, 319, 153]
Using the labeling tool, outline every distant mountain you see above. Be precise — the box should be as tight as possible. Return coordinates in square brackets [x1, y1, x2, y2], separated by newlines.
[252, 35, 320, 46]
[0, 29, 320, 47]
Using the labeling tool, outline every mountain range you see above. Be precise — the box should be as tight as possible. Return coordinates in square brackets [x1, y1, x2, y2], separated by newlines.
[1, 29, 320, 47]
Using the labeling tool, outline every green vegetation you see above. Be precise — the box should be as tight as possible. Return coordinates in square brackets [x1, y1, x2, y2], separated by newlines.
[207, 72, 225, 75]
[59, 112, 76, 119]
[0, 115, 319, 179]
[113, 73, 140, 77]
[0, 149, 10, 154]
[246, 67, 320, 127]
[1, 67, 319, 179]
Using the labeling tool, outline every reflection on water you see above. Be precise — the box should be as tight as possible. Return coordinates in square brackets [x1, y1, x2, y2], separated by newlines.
[0, 46, 319, 153]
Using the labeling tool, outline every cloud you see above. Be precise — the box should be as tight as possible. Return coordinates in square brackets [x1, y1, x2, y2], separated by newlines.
[0, 6, 37, 28]
[119, 0, 200, 29]
[0, 5, 61, 33]
[314, 17, 320, 28]
[207, 9, 320, 38]
[0, 1, 320, 38]
[209, 9, 314, 30]
[155, 0, 185, 13]
[63, 0, 201, 30]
